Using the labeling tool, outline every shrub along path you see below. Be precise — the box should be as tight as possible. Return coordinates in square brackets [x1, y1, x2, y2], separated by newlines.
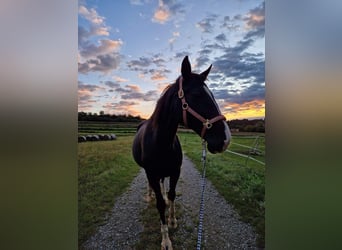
[82, 156, 258, 249]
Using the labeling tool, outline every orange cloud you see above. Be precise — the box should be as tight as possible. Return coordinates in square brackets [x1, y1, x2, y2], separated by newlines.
[125, 84, 141, 92]
[102, 101, 141, 117]
[151, 72, 167, 81]
[152, 1, 170, 24]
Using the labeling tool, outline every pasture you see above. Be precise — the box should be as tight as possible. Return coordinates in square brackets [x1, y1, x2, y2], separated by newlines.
[78, 122, 265, 247]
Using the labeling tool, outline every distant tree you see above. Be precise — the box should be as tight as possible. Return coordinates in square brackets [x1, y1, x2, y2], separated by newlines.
[255, 121, 265, 132]
[244, 124, 255, 132]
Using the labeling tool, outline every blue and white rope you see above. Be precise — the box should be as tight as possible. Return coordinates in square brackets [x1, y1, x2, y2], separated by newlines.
[196, 141, 207, 250]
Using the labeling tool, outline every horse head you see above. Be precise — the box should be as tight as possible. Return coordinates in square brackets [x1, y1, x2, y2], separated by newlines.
[178, 56, 231, 153]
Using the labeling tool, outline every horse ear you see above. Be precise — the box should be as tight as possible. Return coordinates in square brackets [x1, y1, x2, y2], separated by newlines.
[181, 56, 192, 79]
[200, 64, 212, 81]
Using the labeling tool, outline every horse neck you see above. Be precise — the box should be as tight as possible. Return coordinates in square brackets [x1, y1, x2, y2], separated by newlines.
[154, 115, 179, 145]
[150, 84, 181, 145]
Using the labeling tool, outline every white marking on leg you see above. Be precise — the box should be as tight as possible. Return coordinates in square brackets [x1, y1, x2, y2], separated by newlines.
[160, 179, 169, 205]
[168, 201, 177, 228]
[161, 224, 173, 250]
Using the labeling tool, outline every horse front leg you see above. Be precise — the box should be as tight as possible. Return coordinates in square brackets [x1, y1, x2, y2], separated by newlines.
[167, 173, 179, 228]
[147, 175, 173, 250]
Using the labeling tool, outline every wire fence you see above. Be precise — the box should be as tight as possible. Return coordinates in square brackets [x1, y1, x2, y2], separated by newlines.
[227, 135, 265, 166]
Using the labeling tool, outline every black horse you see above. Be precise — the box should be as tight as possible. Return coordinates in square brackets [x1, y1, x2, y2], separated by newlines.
[132, 56, 231, 249]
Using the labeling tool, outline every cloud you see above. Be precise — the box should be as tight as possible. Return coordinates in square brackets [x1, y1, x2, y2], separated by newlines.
[153, 5, 170, 24]
[121, 90, 158, 101]
[78, 5, 122, 75]
[79, 5, 105, 25]
[126, 54, 171, 81]
[78, 81, 103, 111]
[113, 76, 129, 83]
[152, 0, 185, 24]
[127, 56, 152, 70]
[102, 100, 141, 116]
[215, 33, 227, 42]
[104, 81, 120, 88]
[78, 25, 109, 48]
[104, 81, 159, 102]
[243, 1, 265, 40]
[150, 71, 168, 81]
[212, 82, 265, 105]
[78, 81, 102, 92]
[78, 52, 121, 74]
[129, 0, 145, 5]
[196, 14, 218, 33]
[174, 51, 188, 60]
[169, 31, 180, 51]
[221, 99, 265, 119]
[80, 39, 122, 58]
[221, 15, 241, 31]
[152, 54, 166, 67]
[244, 2, 265, 30]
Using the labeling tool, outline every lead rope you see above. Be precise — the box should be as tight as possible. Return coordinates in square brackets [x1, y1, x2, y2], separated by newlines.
[196, 140, 207, 250]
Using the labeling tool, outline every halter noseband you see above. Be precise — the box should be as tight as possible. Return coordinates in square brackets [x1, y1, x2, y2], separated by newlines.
[178, 76, 226, 139]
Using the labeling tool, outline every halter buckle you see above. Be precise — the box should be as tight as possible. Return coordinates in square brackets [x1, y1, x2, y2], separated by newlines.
[178, 89, 184, 98]
[203, 119, 213, 129]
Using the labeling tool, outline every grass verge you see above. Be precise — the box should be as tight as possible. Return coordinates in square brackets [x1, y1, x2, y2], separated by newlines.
[178, 131, 265, 248]
[78, 135, 140, 246]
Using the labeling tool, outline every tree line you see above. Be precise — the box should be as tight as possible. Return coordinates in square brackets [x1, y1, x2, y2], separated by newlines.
[78, 112, 265, 132]
[227, 119, 265, 133]
[78, 111, 144, 122]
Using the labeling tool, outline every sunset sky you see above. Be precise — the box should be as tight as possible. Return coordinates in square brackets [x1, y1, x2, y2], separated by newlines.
[78, 0, 265, 120]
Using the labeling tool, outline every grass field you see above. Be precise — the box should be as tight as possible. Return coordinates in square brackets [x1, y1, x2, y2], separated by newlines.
[78, 121, 138, 135]
[78, 136, 139, 245]
[178, 131, 265, 247]
[78, 125, 265, 247]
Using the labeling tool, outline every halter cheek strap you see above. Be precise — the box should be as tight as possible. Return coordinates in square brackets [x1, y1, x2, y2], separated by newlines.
[178, 76, 226, 139]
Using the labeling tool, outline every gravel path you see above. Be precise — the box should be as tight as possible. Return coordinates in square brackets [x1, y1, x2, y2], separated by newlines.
[82, 156, 258, 249]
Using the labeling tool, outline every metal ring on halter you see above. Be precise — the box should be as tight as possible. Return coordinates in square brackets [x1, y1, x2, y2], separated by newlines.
[203, 119, 213, 129]
[178, 89, 184, 98]
[182, 102, 189, 110]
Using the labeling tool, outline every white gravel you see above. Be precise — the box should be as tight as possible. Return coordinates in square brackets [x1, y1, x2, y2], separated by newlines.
[82, 156, 259, 249]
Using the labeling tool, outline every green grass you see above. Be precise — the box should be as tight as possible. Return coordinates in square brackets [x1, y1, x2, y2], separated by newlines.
[178, 131, 265, 248]
[78, 121, 139, 135]
[78, 135, 140, 246]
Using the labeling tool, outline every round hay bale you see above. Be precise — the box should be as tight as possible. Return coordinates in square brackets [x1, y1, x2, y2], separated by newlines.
[93, 135, 100, 141]
[99, 134, 106, 140]
[78, 136, 86, 142]
[110, 134, 117, 140]
[86, 135, 94, 141]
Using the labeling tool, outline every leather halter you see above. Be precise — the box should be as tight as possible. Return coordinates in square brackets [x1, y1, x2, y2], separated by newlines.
[177, 76, 226, 139]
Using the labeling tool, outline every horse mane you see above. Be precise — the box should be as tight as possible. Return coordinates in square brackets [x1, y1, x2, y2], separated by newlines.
[150, 78, 180, 129]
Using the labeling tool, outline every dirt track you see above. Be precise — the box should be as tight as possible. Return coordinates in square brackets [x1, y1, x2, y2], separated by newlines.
[82, 156, 258, 249]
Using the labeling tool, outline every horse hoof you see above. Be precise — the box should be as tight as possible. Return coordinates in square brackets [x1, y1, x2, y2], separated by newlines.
[161, 239, 173, 250]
